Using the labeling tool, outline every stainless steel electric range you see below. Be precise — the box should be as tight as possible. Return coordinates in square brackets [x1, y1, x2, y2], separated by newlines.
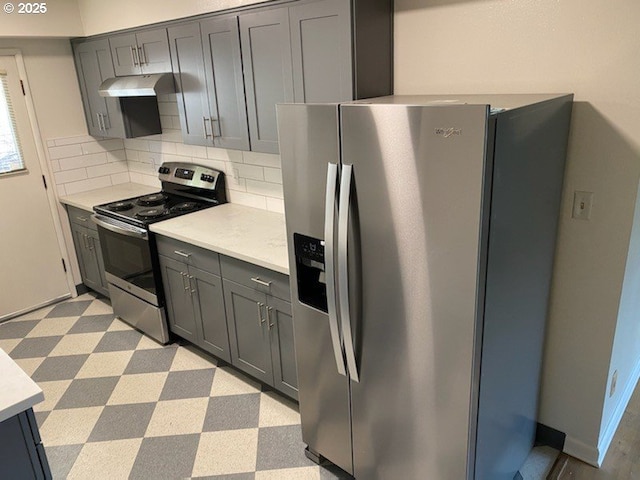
[91, 162, 226, 344]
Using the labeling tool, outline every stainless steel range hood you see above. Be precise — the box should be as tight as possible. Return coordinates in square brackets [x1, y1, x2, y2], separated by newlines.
[98, 73, 174, 97]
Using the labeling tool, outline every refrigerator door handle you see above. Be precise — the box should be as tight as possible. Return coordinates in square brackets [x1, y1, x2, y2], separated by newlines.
[325, 162, 347, 376]
[338, 164, 359, 383]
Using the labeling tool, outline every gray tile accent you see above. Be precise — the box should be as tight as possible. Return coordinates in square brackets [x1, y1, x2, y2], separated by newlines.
[10, 336, 63, 359]
[55, 377, 120, 409]
[130, 434, 200, 480]
[44, 444, 84, 480]
[124, 347, 178, 374]
[31, 354, 90, 382]
[192, 474, 256, 480]
[256, 425, 316, 471]
[35, 411, 50, 428]
[94, 330, 142, 352]
[45, 300, 92, 318]
[88, 403, 156, 442]
[0, 319, 39, 339]
[68, 314, 115, 334]
[159, 369, 216, 401]
[203, 394, 261, 432]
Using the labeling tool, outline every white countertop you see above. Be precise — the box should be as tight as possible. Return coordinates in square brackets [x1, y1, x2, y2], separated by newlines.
[0, 348, 44, 423]
[58, 183, 159, 211]
[150, 204, 289, 275]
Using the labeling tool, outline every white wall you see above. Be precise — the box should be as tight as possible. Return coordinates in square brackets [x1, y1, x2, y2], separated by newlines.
[77, 0, 273, 36]
[0, 0, 83, 37]
[395, 0, 640, 465]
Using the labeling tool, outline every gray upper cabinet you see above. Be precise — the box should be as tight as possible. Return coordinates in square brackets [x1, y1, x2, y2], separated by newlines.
[168, 22, 210, 146]
[201, 16, 250, 150]
[289, 0, 353, 103]
[110, 28, 171, 76]
[73, 38, 125, 138]
[239, 7, 294, 154]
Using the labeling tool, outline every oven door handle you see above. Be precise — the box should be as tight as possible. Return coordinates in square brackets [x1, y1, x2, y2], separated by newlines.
[91, 215, 148, 240]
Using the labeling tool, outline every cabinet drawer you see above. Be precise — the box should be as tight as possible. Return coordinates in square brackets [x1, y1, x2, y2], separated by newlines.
[67, 205, 97, 231]
[156, 235, 221, 275]
[221, 255, 290, 301]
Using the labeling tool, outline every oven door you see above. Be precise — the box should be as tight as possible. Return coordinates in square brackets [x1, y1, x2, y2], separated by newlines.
[92, 215, 158, 306]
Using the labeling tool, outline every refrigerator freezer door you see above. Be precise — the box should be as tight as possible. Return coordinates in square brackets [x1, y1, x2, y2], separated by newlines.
[277, 103, 353, 474]
[341, 103, 491, 480]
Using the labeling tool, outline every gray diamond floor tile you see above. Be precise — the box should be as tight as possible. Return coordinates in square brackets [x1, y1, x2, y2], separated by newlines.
[256, 425, 316, 471]
[55, 376, 120, 409]
[94, 330, 143, 352]
[160, 368, 216, 401]
[31, 354, 90, 382]
[88, 403, 156, 442]
[10, 336, 63, 359]
[192, 474, 256, 480]
[0, 319, 39, 339]
[124, 346, 179, 374]
[68, 314, 115, 334]
[44, 444, 84, 480]
[45, 300, 92, 318]
[203, 394, 261, 432]
[34, 411, 50, 428]
[130, 434, 200, 480]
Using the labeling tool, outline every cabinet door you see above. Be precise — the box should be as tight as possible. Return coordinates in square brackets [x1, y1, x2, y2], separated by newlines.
[73, 39, 125, 138]
[70, 223, 89, 284]
[109, 33, 140, 76]
[159, 255, 198, 343]
[223, 280, 273, 384]
[267, 296, 298, 399]
[168, 22, 212, 146]
[85, 228, 109, 297]
[137, 29, 172, 74]
[239, 8, 294, 154]
[289, 0, 353, 103]
[201, 16, 250, 151]
[191, 266, 231, 362]
[71, 224, 102, 294]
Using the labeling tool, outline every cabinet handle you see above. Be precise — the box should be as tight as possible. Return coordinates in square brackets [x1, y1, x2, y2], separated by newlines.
[138, 46, 146, 65]
[257, 302, 265, 326]
[203, 117, 211, 139]
[267, 306, 274, 330]
[188, 274, 196, 294]
[181, 271, 189, 291]
[131, 45, 139, 66]
[77, 216, 88, 222]
[209, 117, 216, 139]
[174, 250, 191, 259]
[251, 277, 272, 288]
[88, 236, 95, 251]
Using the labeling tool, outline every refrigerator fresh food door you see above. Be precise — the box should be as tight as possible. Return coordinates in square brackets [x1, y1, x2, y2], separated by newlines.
[277, 103, 353, 475]
[340, 103, 491, 480]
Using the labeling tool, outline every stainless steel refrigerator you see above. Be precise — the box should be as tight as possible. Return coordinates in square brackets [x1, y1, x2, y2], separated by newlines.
[276, 94, 573, 480]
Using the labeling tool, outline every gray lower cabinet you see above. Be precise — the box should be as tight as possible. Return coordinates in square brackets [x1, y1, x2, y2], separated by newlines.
[168, 17, 249, 150]
[67, 206, 109, 298]
[73, 38, 125, 138]
[222, 256, 298, 399]
[110, 28, 172, 76]
[0, 408, 52, 480]
[157, 237, 231, 362]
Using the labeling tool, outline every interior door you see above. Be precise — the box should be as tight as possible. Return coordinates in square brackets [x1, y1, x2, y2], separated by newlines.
[0, 55, 69, 320]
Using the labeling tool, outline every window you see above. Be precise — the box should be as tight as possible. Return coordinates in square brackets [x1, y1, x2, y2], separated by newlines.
[0, 70, 25, 174]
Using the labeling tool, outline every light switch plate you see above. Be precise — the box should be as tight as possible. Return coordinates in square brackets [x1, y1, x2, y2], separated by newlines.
[572, 191, 594, 220]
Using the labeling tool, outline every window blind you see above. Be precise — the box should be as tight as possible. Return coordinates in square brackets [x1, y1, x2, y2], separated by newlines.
[0, 69, 26, 174]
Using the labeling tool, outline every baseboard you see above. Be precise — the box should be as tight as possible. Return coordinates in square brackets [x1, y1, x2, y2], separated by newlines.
[596, 357, 640, 465]
[75, 283, 90, 296]
[563, 436, 599, 467]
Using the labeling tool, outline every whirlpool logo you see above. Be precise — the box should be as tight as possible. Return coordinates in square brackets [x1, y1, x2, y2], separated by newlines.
[434, 127, 463, 138]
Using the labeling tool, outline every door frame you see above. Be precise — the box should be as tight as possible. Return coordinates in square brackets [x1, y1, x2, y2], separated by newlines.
[0, 49, 75, 310]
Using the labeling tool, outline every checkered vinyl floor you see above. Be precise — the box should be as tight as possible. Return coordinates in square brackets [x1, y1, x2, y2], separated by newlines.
[0, 293, 348, 480]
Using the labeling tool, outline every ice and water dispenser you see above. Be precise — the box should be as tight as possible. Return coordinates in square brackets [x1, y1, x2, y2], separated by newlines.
[293, 233, 328, 313]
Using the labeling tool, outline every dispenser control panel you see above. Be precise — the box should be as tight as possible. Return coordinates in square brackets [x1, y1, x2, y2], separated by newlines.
[293, 233, 327, 313]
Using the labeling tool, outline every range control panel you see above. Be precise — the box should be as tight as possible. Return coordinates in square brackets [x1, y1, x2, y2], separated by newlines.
[158, 162, 223, 191]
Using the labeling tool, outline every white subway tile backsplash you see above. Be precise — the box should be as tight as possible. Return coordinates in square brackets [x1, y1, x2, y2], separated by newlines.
[107, 150, 127, 163]
[124, 149, 139, 161]
[228, 190, 268, 210]
[160, 116, 174, 130]
[266, 197, 285, 214]
[191, 145, 208, 159]
[123, 138, 150, 151]
[63, 176, 112, 195]
[207, 147, 243, 163]
[128, 172, 161, 188]
[235, 163, 264, 181]
[54, 135, 95, 146]
[87, 161, 128, 178]
[56, 184, 66, 196]
[136, 151, 156, 164]
[150, 141, 178, 155]
[227, 176, 246, 192]
[171, 116, 183, 130]
[245, 178, 283, 199]
[54, 168, 88, 184]
[110, 172, 131, 185]
[128, 160, 157, 175]
[158, 101, 179, 116]
[242, 151, 281, 168]
[81, 139, 123, 155]
[46, 139, 56, 147]
[49, 144, 83, 160]
[263, 167, 282, 184]
[58, 152, 107, 171]
[51, 160, 61, 172]
[175, 143, 195, 157]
